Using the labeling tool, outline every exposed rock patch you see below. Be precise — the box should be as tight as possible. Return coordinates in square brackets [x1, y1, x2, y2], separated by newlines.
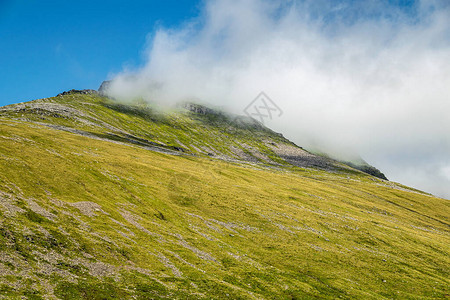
[269, 142, 339, 171]
[156, 252, 183, 278]
[178, 239, 217, 262]
[25, 198, 57, 221]
[0, 191, 25, 216]
[70, 201, 109, 217]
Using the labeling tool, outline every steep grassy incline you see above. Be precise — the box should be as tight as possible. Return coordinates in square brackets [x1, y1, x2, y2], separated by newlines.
[0, 90, 360, 173]
[0, 92, 448, 299]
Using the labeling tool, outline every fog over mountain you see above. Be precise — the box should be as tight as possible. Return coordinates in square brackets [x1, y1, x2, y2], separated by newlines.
[107, 0, 450, 199]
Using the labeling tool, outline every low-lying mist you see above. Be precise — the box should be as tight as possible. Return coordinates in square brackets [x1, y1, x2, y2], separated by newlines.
[106, 0, 450, 199]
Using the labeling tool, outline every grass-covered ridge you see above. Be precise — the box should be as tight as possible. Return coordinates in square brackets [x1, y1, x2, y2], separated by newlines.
[0, 91, 448, 299]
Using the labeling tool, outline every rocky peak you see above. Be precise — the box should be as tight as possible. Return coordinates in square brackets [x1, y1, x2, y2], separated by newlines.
[182, 103, 219, 115]
[57, 89, 97, 97]
[98, 80, 112, 95]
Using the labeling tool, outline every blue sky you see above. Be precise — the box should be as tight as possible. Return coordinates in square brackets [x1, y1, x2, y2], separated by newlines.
[0, 0, 201, 106]
[0, 0, 420, 106]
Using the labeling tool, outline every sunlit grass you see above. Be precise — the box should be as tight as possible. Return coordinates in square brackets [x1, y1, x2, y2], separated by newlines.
[0, 94, 448, 299]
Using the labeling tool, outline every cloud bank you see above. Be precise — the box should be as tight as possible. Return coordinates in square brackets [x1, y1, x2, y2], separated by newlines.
[107, 0, 450, 199]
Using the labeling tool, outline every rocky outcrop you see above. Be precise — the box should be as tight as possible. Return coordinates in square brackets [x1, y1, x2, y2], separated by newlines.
[182, 103, 219, 115]
[98, 80, 112, 95]
[57, 89, 97, 97]
[269, 143, 341, 171]
[343, 162, 388, 180]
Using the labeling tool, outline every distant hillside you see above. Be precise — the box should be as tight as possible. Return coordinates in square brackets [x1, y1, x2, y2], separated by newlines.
[0, 89, 448, 299]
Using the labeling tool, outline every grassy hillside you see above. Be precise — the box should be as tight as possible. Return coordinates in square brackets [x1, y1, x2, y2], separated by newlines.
[0, 90, 372, 174]
[0, 91, 448, 299]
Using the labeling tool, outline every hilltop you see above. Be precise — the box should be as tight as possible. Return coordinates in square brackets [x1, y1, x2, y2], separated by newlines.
[0, 88, 386, 179]
[0, 89, 448, 299]
[0, 89, 362, 173]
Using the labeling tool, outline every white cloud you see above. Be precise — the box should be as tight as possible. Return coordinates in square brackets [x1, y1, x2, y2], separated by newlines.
[108, 0, 450, 199]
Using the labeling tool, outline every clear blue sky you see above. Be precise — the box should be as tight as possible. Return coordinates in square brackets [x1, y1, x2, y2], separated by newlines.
[0, 0, 201, 106]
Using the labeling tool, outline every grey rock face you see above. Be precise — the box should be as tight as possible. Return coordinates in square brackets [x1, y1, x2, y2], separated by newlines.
[98, 81, 112, 95]
[182, 103, 218, 115]
[57, 89, 97, 97]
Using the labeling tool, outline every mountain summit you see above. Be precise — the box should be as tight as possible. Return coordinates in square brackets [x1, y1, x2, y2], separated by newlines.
[4, 85, 386, 178]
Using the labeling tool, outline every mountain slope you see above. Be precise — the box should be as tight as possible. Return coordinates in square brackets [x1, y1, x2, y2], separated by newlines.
[0, 91, 448, 299]
[0, 90, 375, 175]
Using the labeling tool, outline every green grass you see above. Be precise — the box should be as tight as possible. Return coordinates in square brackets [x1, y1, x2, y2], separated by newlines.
[0, 93, 448, 299]
[0, 93, 297, 164]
